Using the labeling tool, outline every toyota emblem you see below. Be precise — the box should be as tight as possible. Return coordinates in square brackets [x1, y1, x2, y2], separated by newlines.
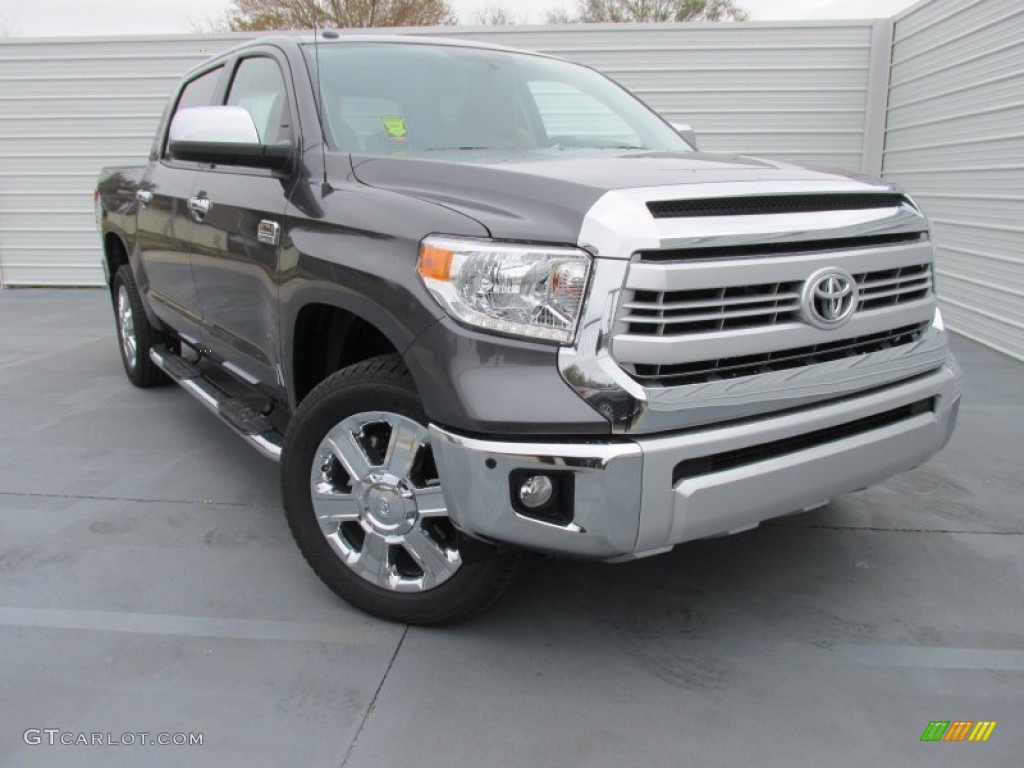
[801, 268, 857, 329]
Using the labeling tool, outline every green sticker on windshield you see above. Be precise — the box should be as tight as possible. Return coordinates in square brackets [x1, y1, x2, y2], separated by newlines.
[381, 115, 408, 140]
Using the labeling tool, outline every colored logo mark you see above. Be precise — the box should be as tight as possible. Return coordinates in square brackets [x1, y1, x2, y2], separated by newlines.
[921, 721, 997, 742]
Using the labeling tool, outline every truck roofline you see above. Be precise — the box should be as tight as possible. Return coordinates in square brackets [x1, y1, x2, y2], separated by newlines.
[181, 32, 555, 80]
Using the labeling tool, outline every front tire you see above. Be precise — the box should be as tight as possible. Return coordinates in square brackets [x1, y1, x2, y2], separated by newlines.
[111, 265, 168, 388]
[281, 354, 519, 625]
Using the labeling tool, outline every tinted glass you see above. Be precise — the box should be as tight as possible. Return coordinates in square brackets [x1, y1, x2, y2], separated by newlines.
[226, 57, 292, 144]
[165, 66, 223, 157]
[175, 66, 223, 114]
[528, 80, 641, 147]
[303, 43, 688, 155]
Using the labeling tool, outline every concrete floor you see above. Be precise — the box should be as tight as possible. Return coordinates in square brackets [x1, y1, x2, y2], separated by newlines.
[0, 288, 1021, 767]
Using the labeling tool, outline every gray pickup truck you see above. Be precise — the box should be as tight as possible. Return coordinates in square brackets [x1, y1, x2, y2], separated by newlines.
[96, 33, 962, 624]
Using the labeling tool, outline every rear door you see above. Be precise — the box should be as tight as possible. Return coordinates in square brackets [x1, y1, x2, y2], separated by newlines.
[189, 50, 297, 391]
[135, 64, 225, 338]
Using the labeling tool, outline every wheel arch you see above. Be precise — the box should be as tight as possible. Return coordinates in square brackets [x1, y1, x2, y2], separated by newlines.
[102, 231, 131, 289]
[288, 299, 427, 407]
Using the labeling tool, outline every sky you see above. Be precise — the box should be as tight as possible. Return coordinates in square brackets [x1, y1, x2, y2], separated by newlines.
[0, 0, 923, 37]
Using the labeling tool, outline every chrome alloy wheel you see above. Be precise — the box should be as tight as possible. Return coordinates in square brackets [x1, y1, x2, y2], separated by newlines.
[310, 411, 461, 592]
[116, 284, 137, 370]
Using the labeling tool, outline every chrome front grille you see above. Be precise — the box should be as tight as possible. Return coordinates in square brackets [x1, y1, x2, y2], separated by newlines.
[622, 263, 932, 337]
[631, 323, 929, 386]
[561, 181, 946, 434]
[636, 231, 926, 263]
[622, 283, 801, 335]
[611, 197, 938, 385]
[855, 263, 932, 310]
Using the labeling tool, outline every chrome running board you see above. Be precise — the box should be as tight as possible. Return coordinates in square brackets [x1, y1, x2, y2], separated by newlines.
[150, 345, 283, 461]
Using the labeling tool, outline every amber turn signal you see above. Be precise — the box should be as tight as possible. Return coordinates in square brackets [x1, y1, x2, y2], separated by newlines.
[418, 244, 454, 281]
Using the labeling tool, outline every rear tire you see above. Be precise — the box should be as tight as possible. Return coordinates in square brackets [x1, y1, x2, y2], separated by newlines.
[281, 354, 519, 625]
[111, 265, 168, 388]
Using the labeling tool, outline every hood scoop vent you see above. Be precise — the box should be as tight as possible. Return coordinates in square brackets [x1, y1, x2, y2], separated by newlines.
[647, 193, 908, 219]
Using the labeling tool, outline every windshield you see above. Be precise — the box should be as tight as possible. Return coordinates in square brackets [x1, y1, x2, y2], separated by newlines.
[302, 42, 690, 155]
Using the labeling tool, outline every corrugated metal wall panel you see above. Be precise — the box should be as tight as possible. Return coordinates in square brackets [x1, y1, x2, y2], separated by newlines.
[884, 0, 1024, 361]
[0, 22, 877, 286]
[0, 34, 247, 286]
[890, 0, 1022, 68]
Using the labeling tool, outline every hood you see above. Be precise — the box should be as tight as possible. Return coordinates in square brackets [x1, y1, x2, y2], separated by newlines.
[348, 149, 884, 244]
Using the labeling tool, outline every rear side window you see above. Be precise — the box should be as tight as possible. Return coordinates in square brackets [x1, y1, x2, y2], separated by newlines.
[226, 57, 292, 145]
[175, 66, 223, 114]
[164, 66, 223, 157]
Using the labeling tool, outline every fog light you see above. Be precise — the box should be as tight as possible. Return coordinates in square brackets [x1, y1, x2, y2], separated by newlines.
[510, 470, 575, 525]
[518, 475, 554, 510]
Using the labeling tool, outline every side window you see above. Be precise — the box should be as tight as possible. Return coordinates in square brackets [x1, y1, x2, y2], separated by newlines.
[226, 57, 292, 145]
[164, 66, 223, 157]
[527, 80, 641, 147]
[176, 67, 223, 112]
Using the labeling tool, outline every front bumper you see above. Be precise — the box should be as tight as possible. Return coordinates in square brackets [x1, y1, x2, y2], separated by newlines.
[430, 357, 962, 561]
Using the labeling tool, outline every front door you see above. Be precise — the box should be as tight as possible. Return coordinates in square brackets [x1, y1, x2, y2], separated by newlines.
[190, 52, 297, 393]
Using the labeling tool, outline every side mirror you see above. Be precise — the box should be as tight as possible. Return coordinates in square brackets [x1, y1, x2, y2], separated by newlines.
[168, 106, 293, 170]
[670, 122, 698, 150]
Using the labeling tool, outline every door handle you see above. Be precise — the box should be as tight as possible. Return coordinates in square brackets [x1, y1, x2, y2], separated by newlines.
[188, 195, 212, 217]
[135, 189, 153, 206]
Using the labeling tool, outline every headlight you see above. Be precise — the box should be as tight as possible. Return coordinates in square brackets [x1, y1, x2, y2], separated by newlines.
[417, 236, 592, 343]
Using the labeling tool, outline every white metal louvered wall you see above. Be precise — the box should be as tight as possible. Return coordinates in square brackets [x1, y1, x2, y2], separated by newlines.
[0, 21, 885, 287]
[883, 0, 1024, 361]
[0, 35, 252, 286]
